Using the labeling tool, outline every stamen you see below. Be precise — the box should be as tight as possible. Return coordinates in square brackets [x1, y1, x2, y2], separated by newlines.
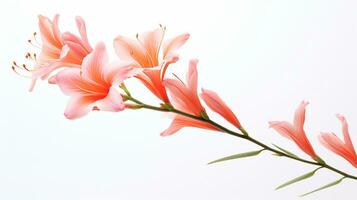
[33, 32, 41, 46]
[22, 64, 30, 71]
[28, 39, 41, 49]
[156, 24, 166, 61]
[12, 66, 31, 78]
[172, 73, 185, 86]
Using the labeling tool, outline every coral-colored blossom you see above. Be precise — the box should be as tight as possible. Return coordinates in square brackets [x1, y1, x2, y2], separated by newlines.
[113, 26, 189, 102]
[319, 114, 357, 168]
[269, 101, 318, 159]
[25, 15, 93, 91]
[49, 42, 138, 119]
[200, 89, 242, 129]
[161, 59, 220, 136]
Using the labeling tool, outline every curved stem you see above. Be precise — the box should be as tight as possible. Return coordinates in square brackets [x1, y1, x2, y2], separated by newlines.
[124, 95, 357, 180]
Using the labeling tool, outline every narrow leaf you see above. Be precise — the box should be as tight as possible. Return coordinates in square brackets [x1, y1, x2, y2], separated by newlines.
[300, 178, 344, 197]
[272, 144, 299, 158]
[208, 150, 263, 165]
[275, 168, 321, 190]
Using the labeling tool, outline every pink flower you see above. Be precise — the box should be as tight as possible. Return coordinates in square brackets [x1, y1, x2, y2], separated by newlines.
[200, 89, 242, 129]
[14, 14, 93, 91]
[269, 101, 318, 159]
[319, 114, 357, 168]
[49, 42, 138, 119]
[113, 26, 189, 103]
[161, 59, 220, 136]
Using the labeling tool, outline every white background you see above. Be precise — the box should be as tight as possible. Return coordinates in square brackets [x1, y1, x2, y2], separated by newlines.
[1, 0, 357, 199]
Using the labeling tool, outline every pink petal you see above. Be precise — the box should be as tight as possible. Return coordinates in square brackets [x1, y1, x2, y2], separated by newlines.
[62, 33, 89, 58]
[81, 42, 108, 84]
[94, 86, 125, 112]
[293, 101, 309, 131]
[319, 132, 357, 168]
[164, 79, 196, 113]
[161, 115, 220, 136]
[186, 59, 198, 94]
[49, 68, 105, 96]
[200, 88, 241, 128]
[48, 68, 84, 95]
[186, 59, 205, 112]
[104, 62, 141, 84]
[336, 114, 356, 153]
[75, 16, 92, 52]
[113, 35, 148, 66]
[38, 15, 62, 49]
[136, 27, 164, 66]
[163, 33, 190, 59]
[52, 14, 62, 44]
[269, 121, 296, 140]
[319, 132, 347, 156]
[64, 96, 98, 119]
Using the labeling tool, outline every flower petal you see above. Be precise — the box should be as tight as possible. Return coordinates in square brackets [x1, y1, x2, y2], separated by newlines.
[38, 14, 62, 50]
[336, 114, 356, 153]
[113, 35, 148, 66]
[294, 101, 309, 131]
[200, 88, 242, 129]
[269, 121, 296, 140]
[161, 115, 220, 136]
[81, 42, 108, 84]
[136, 27, 164, 66]
[75, 16, 92, 52]
[64, 95, 97, 119]
[165, 78, 196, 113]
[49, 68, 105, 96]
[163, 33, 190, 59]
[186, 59, 199, 94]
[94, 86, 125, 112]
[104, 62, 141, 84]
[52, 14, 62, 44]
[319, 132, 357, 167]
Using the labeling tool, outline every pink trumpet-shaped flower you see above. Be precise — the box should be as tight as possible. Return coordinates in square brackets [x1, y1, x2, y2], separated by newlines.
[49, 42, 138, 119]
[269, 101, 318, 159]
[161, 59, 220, 136]
[25, 15, 92, 91]
[200, 89, 242, 129]
[113, 26, 189, 103]
[319, 115, 357, 168]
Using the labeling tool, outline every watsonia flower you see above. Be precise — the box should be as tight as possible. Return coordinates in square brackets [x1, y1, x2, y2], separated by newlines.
[200, 89, 242, 129]
[319, 114, 357, 168]
[12, 14, 93, 91]
[161, 59, 220, 136]
[113, 26, 189, 103]
[269, 101, 318, 159]
[49, 42, 138, 119]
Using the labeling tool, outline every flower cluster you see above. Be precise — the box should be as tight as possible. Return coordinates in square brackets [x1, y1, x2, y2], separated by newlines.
[13, 14, 357, 195]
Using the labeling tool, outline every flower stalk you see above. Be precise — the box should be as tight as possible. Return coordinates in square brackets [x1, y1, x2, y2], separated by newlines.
[124, 94, 357, 181]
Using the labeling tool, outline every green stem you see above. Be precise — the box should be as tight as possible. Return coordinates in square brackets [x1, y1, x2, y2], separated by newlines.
[125, 95, 357, 180]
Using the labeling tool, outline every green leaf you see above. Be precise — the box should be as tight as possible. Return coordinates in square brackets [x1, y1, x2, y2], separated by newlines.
[208, 150, 263, 165]
[272, 144, 299, 158]
[300, 178, 344, 197]
[275, 168, 321, 190]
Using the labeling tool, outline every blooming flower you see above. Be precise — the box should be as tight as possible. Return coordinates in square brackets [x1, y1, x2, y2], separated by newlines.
[161, 59, 220, 136]
[319, 114, 357, 168]
[200, 89, 242, 129]
[49, 42, 138, 119]
[269, 101, 318, 159]
[113, 26, 189, 102]
[13, 14, 93, 91]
